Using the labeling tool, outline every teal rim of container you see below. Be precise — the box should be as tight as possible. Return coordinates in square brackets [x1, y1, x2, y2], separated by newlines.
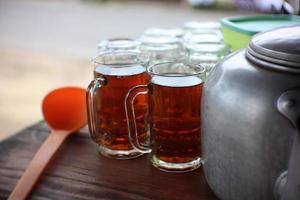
[221, 15, 300, 36]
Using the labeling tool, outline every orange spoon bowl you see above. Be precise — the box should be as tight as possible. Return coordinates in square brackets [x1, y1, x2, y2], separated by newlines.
[42, 87, 87, 131]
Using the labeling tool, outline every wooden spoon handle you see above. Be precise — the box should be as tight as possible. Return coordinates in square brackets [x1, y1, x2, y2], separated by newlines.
[8, 130, 70, 200]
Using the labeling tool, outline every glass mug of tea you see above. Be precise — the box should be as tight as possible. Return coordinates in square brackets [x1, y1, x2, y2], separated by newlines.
[86, 51, 149, 159]
[125, 62, 206, 172]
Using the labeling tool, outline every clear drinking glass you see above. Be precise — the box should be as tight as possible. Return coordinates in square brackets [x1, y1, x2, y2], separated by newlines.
[186, 42, 231, 76]
[86, 51, 149, 159]
[125, 62, 206, 172]
[139, 35, 183, 64]
[188, 53, 218, 77]
[183, 32, 231, 77]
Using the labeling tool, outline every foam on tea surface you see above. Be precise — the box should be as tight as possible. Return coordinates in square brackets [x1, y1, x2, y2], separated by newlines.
[151, 75, 203, 87]
[95, 65, 146, 76]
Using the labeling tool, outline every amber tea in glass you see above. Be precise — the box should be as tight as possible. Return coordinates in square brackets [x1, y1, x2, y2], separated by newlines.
[87, 51, 149, 159]
[125, 62, 205, 172]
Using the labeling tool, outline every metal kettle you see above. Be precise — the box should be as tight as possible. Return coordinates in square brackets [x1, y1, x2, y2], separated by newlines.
[202, 25, 300, 200]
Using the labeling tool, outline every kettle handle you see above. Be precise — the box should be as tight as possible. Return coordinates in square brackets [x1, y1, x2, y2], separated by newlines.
[276, 88, 300, 200]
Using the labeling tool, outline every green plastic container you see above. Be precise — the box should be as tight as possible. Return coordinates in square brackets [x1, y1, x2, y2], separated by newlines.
[221, 15, 300, 51]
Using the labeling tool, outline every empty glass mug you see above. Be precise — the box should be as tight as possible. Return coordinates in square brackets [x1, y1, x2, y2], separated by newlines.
[125, 62, 206, 172]
[139, 35, 183, 64]
[87, 51, 149, 159]
[186, 42, 231, 77]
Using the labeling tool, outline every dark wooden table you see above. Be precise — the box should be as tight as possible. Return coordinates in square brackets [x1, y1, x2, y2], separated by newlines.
[0, 121, 217, 200]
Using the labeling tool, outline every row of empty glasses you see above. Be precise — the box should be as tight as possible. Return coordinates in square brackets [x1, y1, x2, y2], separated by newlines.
[96, 21, 231, 77]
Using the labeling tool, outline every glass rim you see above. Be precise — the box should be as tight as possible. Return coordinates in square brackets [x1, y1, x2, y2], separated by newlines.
[185, 42, 230, 52]
[92, 50, 148, 67]
[144, 27, 184, 37]
[147, 62, 206, 77]
[183, 33, 223, 43]
[107, 38, 140, 48]
[183, 21, 221, 30]
[97, 37, 138, 45]
[139, 35, 180, 45]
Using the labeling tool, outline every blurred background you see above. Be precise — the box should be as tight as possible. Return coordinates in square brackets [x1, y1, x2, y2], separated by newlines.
[0, 0, 298, 140]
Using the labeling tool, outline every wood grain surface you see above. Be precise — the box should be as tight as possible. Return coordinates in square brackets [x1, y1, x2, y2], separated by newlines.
[0, 122, 217, 200]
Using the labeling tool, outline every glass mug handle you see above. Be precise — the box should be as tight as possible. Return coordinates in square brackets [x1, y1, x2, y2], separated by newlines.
[86, 77, 106, 142]
[125, 85, 151, 154]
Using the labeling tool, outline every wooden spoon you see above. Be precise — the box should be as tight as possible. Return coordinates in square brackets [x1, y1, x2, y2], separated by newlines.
[8, 87, 87, 200]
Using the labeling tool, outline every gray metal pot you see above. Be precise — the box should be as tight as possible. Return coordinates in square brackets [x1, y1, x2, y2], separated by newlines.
[202, 25, 300, 200]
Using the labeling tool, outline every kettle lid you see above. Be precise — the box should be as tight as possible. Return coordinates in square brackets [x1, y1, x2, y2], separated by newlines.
[247, 25, 300, 73]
